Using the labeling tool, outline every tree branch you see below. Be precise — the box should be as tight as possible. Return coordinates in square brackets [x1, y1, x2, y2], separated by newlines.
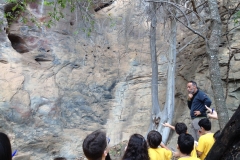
[174, 15, 205, 39]
[145, 0, 190, 26]
[227, 2, 240, 20]
[191, 0, 200, 19]
[178, 36, 198, 52]
[222, 24, 240, 36]
[177, 1, 207, 19]
[146, 0, 206, 39]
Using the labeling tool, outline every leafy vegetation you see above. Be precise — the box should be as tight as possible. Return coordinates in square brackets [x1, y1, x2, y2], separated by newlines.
[3, 0, 95, 36]
[233, 10, 240, 24]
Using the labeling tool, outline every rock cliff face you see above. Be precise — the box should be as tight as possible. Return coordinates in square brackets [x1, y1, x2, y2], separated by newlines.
[0, 0, 239, 159]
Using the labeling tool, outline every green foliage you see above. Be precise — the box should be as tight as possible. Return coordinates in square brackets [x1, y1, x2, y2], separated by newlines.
[108, 13, 116, 28]
[43, 0, 72, 28]
[43, 1, 54, 6]
[4, 0, 27, 25]
[2, 0, 114, 37]
[233, 10, 240, 24]
[81, 15, 95, 37]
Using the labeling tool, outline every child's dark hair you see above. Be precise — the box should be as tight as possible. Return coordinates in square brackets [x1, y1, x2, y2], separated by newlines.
[177, 133, 194, 155]
[82, 130, 107, 160]
[0, 132, 12, 160]
[147, 130, 162, 148]
[198, 118, 211, 131]
[213, 130, 221, 141]
[122, 134, 149, 160]
[175, 123, 187, 135]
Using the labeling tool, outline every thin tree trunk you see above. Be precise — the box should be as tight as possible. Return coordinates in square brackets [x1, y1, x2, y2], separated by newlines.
[161, 17, 177, 143]
[206, 0, 229, 130]
[149, 2, 161, 131]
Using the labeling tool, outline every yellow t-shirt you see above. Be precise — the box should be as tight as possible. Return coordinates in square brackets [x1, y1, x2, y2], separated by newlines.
[178, 157, 201, 160]
[191, 144, 197, 158]
[148, 147, 172, 160]
[196, 133, 215, 160]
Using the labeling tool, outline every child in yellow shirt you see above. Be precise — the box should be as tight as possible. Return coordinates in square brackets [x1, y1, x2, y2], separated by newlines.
[196, 118, 215, 160]
[147, 130, 172, 160]
[177, 133, 200, 160]
[162, 122, 197, 157]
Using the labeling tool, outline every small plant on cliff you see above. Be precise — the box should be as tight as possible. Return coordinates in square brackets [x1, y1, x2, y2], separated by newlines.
[4, 0, 28, 25]
[233, 10, 240, 24]
[3, 0, 96, 36]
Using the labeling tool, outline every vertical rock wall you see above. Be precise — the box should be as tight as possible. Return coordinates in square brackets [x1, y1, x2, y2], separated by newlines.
[0, 0, 239, 159]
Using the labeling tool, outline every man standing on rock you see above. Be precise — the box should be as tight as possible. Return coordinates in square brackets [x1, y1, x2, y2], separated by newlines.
[187, 81, 211, 141]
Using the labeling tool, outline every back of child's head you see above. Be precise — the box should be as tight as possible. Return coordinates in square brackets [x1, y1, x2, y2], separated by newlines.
[177, 133, 194, 155]
[82, 130, 107, 160]
[123, 133, 149, 160]
[198, 118, 211, 131]
[213, 130, 221, 141]
[147, 130, 162, 148]
[175, 123, 187, 135]
[0, 132, 12, 160]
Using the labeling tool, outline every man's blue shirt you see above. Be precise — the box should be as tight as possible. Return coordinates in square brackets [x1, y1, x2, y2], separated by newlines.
[187, 89, 212, 119]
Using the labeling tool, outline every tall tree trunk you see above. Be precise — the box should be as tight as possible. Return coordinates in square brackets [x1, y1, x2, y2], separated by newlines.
[149, 2, 161, 131]
[206, 0, 229, 130]
[161, 17, 177, 143]
[205, 105, 240, 160]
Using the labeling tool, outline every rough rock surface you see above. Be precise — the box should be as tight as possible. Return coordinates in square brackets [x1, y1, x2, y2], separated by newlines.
[0, 0, 239, 159]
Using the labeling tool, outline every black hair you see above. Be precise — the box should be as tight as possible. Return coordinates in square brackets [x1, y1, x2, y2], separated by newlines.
[54, 157, 67, 160]
[198, 118, 211, 131]
[0, 132, 12, 160]
[82, 130, 107, 160]
[213, 130, 221, 141]
[122, 134, 149, 160]
[188, 81, 197, 87]
[147, 130, 162, 149]
[105, 153, 111, 160]
[177, 133, 194, 155]
[175, 123, 188, 135]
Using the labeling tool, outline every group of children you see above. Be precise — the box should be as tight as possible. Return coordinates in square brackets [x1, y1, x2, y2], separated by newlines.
[82, 117, 218, 160]
[161, 118, 217, 160]
[0, 118, 218, 160]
